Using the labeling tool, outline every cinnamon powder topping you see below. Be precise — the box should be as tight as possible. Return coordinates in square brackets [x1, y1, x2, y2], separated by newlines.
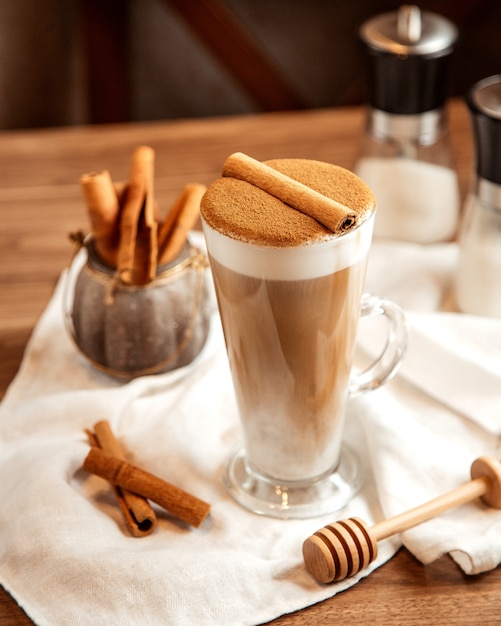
[201, 158, 375, 247]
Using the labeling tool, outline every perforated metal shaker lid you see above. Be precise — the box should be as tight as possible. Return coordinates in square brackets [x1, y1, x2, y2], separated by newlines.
[360, 5, 457, 57]
[360, 5, 458, 114]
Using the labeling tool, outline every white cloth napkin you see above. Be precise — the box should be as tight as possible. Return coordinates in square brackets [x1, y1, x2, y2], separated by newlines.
[363, 241, 501, 573]
[1, 234, 500, 626]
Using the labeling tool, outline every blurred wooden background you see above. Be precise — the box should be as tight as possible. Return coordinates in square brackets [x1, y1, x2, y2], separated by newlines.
[0, 0, 500, 130]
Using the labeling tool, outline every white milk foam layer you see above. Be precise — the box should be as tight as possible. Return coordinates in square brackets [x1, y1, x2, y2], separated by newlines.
[202, 214, 374, 281]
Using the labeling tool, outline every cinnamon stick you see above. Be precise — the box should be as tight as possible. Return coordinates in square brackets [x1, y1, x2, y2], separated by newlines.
[142, 147, 158, 281]
[92, 421, 157, 537]
[222, 152, 358, 234]
[80, 170, 120, 266]
[157, 183, 207, 265]
[117, 146, 156, 285]
[134, 200, 158, 285]
[83, 446, 211, 528]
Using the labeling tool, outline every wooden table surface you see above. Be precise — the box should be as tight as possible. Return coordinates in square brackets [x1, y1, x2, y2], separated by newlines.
[1, 101, 500, 625]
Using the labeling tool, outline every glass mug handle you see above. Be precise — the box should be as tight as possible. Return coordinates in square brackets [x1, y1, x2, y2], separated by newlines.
[349, 293, 408, 397]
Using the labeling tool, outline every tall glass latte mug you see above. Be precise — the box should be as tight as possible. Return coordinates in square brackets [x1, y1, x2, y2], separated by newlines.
[201, 156, 408, 518]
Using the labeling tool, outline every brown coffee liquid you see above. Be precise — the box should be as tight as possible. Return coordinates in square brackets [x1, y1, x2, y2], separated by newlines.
[209, 253, 368, 481]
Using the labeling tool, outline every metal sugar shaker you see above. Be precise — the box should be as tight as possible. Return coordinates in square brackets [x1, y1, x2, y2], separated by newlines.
[456, 75, 501, 318]
[354, 5, 460, 243]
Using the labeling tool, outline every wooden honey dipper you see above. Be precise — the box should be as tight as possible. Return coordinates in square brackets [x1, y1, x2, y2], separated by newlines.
[303, 456, 501, 584]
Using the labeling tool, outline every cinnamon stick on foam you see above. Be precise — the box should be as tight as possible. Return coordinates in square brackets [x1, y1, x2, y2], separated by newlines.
[89, 421, 157, 537]
[222, 152, 358, 234]
[157, 183, 207, 265]
[117, 145, 157, 285]
[80, 170, 121, 266]
[83, 446, 211, 528]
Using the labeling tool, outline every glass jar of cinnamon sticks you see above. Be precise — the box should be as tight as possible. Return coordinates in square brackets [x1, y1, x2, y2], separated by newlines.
[64, 146, 212, 378]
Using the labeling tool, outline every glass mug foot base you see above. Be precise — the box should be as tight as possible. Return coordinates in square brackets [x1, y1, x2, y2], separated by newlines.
[222, 446, 362, 519]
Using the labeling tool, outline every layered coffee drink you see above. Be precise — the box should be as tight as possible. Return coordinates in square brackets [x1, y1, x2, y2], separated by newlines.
[201, 158, 376, 484]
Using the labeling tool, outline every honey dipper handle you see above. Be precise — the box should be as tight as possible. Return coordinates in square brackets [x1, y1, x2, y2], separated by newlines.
[371, 476, 489, 541]
[373, 457, 501, 541]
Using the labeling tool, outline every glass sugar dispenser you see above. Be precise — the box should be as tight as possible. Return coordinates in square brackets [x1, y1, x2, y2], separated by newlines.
[354, 5, 460, 243]
[455, 75, 501, 318]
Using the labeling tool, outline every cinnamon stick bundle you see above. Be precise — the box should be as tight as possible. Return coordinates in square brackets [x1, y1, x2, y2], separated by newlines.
[79, 146, 204, 284]
[88, 420, 157, 537]
[222, 151, 358, 234]
[83, 446, 211, 528]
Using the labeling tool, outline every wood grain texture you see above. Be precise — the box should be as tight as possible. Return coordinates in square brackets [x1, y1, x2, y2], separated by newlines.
[2, 101, 498, 625]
